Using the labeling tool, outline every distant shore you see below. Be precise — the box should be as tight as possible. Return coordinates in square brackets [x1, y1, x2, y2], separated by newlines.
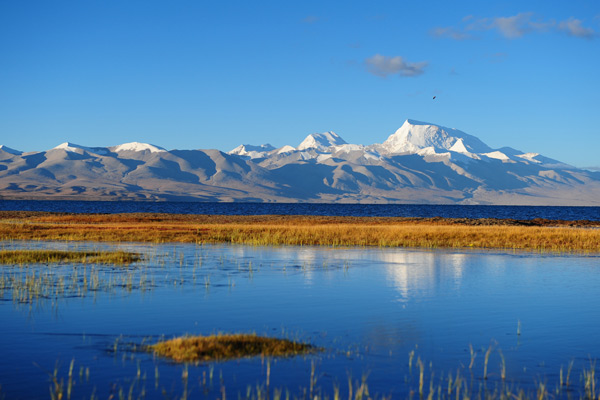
[1, 211, 599, 253]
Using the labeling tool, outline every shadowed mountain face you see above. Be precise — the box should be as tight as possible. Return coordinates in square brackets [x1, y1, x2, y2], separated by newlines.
[2, 120, 600, 205]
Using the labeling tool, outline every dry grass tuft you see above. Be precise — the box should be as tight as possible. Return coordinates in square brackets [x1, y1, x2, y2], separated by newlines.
[150, 334, 316, 362]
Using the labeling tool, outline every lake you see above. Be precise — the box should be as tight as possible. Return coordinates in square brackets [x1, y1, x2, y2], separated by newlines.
[2, 200, 600, 220]
[1, 241, 599, 399]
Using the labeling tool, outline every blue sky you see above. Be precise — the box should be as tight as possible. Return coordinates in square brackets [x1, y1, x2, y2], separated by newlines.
[1, 0, 599, 167]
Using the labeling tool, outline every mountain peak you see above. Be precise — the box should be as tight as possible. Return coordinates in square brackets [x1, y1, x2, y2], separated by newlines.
[54, 142, 80, 149]
[380, 119, 492, 154]
[0, 144, 22, 155]
[297, 131, 347, 151]
[52, 142, 109, 155]
[112, 142, 166, 153]
[229, 144, 276, 159]
[404, 119, 432, 126]
[53, 142, 85, 151]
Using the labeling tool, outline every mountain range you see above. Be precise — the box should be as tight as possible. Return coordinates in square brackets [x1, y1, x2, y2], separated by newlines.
[2, 119, 600, 205]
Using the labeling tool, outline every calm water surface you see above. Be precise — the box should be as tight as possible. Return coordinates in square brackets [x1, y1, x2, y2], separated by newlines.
[2, 200, 600, 220]
[1, 242, 599, 399]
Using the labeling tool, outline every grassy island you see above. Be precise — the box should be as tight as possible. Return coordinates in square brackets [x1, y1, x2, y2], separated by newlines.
[150, 334, 316, 362]
[1, 211, 600, 253]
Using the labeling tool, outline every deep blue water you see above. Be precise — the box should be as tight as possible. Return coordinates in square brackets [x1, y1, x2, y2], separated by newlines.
[1, 200, 600, 220]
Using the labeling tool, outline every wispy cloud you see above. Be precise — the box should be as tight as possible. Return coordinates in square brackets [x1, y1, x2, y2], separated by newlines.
[489, 12, 553, 38]
[558, 17, 596, 38]
[430, 27, 474, 40]
[365, 54, 428, 78]
[487, 52, 508, 63]
[432, 13, 595, 40]
[301, 15, 320, 24]
[368, 14, 387, 22]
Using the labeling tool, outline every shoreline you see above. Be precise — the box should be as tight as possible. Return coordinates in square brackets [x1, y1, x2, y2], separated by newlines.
[1, 211, 600, 253]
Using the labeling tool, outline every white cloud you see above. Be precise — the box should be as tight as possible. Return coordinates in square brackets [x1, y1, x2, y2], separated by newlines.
[491, 12, 541, 38]
[365, 54, 428, 78]
[474, 12, 554, 39]
[558, 17, 595, 38]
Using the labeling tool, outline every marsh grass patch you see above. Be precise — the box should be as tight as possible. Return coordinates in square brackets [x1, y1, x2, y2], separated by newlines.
[0, 249, 141, 265]
[2, 212, 600, 252]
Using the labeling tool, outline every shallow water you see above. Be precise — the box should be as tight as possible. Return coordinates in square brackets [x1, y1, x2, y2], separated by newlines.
[1, 242, 599, 399]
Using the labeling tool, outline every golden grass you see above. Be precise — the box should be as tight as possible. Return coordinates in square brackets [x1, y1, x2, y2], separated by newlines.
[150, 334, 316, 362]
[1, 211, 600, 252]
[0, 249, 141, 265]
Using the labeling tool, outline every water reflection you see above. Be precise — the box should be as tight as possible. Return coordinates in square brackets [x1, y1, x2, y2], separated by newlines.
[381, 250, 470, 302]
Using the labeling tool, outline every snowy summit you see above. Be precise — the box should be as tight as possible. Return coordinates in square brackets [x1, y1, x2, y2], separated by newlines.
[111, 142, 166, 153]
[53, 142, 109, 155]
[297, 131, 347, 152]
[229, 144, 276, 159]
[378, 119, 492, 155]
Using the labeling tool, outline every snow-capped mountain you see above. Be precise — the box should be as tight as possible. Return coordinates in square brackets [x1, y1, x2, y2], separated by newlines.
[378, 119, 492, 155]
[2, 120, 599, 205]
[111, 142, 166, 153]
[52, 142, 110, 155]
[296, 131, 347, 151]
[229, 144, 276, 159]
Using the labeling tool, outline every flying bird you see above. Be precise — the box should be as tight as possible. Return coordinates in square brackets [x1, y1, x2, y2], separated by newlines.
[433, 96, 436, 100]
